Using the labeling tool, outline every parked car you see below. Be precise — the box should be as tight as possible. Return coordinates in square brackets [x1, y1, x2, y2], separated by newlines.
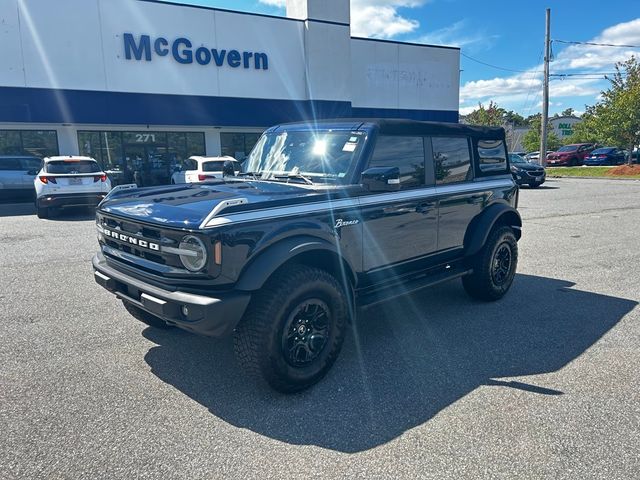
[93, 119, 522, 392]
[0, 155, 42, 200]
[509, 153, 546, 187]
[525, 151, 552, 163]
[171, 156, 242, 184]
[34, 156, 111, 218]
[584, 147, 626, 166]
[546, 143, 595, 166]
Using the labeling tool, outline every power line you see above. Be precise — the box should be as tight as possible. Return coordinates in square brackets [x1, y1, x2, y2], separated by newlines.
[553, 39, 640, 48]
[550, 72, 619, 76]
[460, 52, 529, 73]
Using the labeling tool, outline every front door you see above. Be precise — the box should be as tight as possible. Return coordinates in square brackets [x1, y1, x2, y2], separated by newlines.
[360, 135, 438, 282]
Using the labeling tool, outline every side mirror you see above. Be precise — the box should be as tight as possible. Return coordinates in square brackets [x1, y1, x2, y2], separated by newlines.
[360, 166, 401, 192]
[27, 169, 38, 176]
[222, 160, 236, 177]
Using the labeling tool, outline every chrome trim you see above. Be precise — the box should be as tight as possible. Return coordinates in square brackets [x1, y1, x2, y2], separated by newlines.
[198, 197, 249, 229]
[203, 179, 514, 228]
[141, 293, 166, 306]
[162, 246, 199, 257]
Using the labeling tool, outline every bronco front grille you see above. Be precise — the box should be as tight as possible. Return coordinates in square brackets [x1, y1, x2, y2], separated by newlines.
[97, 214, 185, 269]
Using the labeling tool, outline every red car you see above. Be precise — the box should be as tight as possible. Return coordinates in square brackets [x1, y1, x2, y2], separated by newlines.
[546, 144, 595, 166]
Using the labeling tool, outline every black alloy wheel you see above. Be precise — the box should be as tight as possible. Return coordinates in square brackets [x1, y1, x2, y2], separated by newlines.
[491, 243, 512, 286]
[281, 299, 331, 367]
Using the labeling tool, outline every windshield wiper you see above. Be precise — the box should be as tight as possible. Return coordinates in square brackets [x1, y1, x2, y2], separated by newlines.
[236, 171, 263, 180]
[272, 172, 314, 185]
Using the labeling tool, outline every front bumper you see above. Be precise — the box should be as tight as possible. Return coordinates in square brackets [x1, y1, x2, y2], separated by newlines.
[92, 253, 251, 337]
[38, 193, 106, 208]
[513, 170, 546, 185]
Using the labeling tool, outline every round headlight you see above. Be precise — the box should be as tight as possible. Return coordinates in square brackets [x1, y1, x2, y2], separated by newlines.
[179, 235, 207, 272]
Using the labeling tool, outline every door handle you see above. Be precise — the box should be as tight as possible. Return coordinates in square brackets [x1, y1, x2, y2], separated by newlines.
[468, 194, 484, 204]
[416, 202, 436, 214]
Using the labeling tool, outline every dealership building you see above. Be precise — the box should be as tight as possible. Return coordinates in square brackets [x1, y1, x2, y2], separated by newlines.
[0, 0, 460, 186]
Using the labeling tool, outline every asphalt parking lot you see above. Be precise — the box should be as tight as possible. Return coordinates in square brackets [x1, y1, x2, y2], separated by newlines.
[1, 178, 639, 479]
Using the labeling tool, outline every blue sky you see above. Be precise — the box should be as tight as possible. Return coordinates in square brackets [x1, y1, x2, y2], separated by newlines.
[159, 0, 640, 116]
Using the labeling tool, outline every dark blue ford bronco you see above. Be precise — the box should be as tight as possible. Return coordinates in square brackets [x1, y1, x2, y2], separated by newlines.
[93, 119, 521, 392]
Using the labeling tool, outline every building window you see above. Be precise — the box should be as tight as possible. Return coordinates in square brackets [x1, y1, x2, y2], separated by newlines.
[432, 137, 472, 184]
[369, 135, 425, 188]
[476, 139, 508, 175]
[221, 132, 262, 161]
[0, 130, 59, 158]
[78, 130, 205, 186]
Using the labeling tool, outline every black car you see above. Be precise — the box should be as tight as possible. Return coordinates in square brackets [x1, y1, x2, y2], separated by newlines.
[509, 153, 546, 187]
[92, 119, 522, 392]
[584, 147, 626, 166]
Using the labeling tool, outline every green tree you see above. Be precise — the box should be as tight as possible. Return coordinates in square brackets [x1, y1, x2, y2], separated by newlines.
[561, 107, 576, 117]
[569, 56, 640, 164]
[523, 115, 561, 153]
[465, 101, 506, 126]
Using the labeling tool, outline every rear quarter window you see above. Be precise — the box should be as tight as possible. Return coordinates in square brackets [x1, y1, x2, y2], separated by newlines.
[476, 139, 508, 175]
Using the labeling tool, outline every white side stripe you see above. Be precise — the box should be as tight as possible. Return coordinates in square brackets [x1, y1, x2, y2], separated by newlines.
[202, 179, 514, 228]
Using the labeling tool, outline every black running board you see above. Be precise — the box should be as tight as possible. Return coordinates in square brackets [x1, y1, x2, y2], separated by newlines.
[357, 263, 471, 309]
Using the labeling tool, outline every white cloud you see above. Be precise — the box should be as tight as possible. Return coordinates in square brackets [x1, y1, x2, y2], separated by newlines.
[459, 18, 640, 114]
[416, 19, 499, 51]
[259, 0, 427, 39]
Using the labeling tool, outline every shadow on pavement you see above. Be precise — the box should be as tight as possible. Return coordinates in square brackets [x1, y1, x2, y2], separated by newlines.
[142, 274, 636, 453]
[0, 202, 36, 217]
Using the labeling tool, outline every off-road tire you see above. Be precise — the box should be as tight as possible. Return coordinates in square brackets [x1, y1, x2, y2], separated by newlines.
[463, 226, 518, 301]
[122, 300, 173, 329]
[233, 264, 349, 393]
[36, 206, 49, 219]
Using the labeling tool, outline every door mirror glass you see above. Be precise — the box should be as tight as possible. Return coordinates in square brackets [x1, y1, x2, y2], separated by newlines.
[27, 169, 38, 176]
[222, 160, 237, 177]
[360, 166, 401, 192]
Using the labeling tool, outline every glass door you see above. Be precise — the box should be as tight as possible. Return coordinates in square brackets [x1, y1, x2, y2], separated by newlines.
[123, 144, 171, 187]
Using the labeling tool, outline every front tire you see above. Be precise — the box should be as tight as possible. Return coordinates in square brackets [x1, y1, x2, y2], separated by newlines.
[233, 264, 349, 393]
[122, 301, 173, 329]
[463, 226, 518, 301]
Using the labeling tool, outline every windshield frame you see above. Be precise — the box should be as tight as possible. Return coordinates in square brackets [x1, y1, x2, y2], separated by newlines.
[243, 128, 369, 185]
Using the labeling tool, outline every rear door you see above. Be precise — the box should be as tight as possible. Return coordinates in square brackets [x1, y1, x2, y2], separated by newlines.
[0, 157, 24, 190]
[20, 157, 42, 189]
[433, 136, 483, 252]
[361, 135, 438, 280]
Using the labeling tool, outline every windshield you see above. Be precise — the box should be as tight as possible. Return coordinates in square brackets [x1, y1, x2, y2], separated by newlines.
[509, 153, 527, 164]
[202, 161, 240, 172]
[45, 160, 101, 174]
[244, 130, 366, 183]
[557, 146, 578, 152]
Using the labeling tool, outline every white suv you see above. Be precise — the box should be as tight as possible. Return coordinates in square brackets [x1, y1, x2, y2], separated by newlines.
[171, 156, 241, 184]
[34, 156, 111, 219]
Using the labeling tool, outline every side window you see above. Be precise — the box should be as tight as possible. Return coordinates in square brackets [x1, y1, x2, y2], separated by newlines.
[185, 159, 197, 170]
[476, 139, 508, 175]
[0, 158, 21, 171]
[433, 137, 472, 184]
[369, 136, 425, 188]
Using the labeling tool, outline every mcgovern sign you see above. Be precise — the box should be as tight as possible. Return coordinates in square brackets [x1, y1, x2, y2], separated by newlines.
[123, 33, 269, 70]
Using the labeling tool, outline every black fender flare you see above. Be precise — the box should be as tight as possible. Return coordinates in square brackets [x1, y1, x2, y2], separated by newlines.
[234, 235, 356, 292]
[464, 203, 522, 257]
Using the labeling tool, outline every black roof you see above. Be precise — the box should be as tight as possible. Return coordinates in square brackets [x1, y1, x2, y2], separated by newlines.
[273, 118, 505, 140]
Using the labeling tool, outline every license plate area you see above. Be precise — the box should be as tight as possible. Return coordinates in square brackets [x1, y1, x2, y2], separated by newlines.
[69, 177, 82, 185]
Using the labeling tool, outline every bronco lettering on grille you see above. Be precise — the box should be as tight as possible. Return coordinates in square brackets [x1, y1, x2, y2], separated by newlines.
[102, 228, 160, 251]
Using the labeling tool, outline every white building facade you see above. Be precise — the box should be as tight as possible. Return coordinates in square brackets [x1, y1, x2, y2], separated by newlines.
[0, 0, 460, 185]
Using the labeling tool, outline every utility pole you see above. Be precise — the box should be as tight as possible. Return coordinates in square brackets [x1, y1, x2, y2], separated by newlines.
[540, 8, 551, 166]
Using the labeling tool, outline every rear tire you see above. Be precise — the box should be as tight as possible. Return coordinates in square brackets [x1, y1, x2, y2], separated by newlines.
[233, 264, 349, 393]
[36, 206, 49, 219]
[463, 226, 518, 301]
[122, 301, 173, 329]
